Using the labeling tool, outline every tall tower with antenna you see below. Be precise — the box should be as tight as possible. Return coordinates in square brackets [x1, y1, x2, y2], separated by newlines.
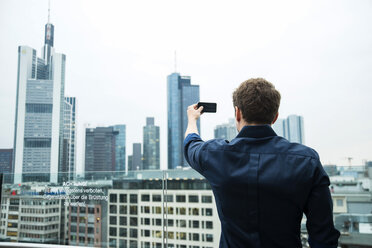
[43, 0, 54, 64]
[12, 1, 70, 183]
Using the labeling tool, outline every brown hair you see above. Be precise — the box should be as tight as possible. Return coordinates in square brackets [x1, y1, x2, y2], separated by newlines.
[232, 78, 281, 124]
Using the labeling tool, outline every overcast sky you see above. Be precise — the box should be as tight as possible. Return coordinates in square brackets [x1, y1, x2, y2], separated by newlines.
[1, 0, 371, 173]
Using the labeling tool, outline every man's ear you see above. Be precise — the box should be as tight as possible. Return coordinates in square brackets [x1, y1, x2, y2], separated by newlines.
[272, 112, 279, 125]
[235, 106, 241, 122]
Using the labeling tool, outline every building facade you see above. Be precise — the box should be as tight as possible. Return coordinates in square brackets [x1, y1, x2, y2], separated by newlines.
[63, 97, 76, 180]
[0, 191, 62, 243]
[167, 73, 200, 169]
[214, 118, 237, 141]
[0, 149, 13, 182]
[84, 127, 118, 178]
[112, 125, 126, 172]
[143, 118, 160, 170]
[107, 181, 220, 247]
[128, 143, 142, 171]
[13, 19, 67, 183]
[272, 115, 305, 144]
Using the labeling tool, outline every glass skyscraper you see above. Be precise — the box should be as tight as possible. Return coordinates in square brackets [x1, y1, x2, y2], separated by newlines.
[112, 125, 126, 172]
[63, 97, 76, 180]
[143, 117, 160, 170]
[84, 127, 118, 178]
[214, 118, 237, 141]
[13, 19, 67, 183]
[273, 115, 305, 144]
[167, 73, 200, 169]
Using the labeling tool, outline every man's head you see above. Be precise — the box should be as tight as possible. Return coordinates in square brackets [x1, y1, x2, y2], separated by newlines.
[232, 78, 281, 130]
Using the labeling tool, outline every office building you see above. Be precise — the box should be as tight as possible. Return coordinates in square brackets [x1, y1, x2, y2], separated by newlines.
[63, 97, 76, 181]
[13, 16, 66, 183]
[0, 189, 62, 243]
[0, 149, 13, 183]
[84, 127, 118, 178]
[214, 118, 237, 141]
[272, 115, 305, 144]
[107, 170, 221, 248]
[0, 149, 13, 174]
[128, 143, 142, 171]
[112, 125, 126, 172]
[143, 117, 160, 170]
[167, 73, 200, 169]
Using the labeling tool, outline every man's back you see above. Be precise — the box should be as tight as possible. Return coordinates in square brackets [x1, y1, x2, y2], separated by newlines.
[184, 125, 340, 248]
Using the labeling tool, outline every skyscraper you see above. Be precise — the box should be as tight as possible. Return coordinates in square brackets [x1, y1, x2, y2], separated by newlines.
[112, 125, 126, 172]
[272, 115, 305, 144]
[214, 118, 237, 141]
[128, 143, 142, 171]
[63, 97, 76, 180]
[167, 73, 200, 169]
[13, 16, 66, 183]
[0, 149, 13, 183]
[84, 127, 118, 178]
[286, 115, 304, 144]
[143, 117, 160, 170]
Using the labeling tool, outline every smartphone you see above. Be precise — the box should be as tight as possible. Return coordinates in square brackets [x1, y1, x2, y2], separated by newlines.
[197, 102, 217, 113]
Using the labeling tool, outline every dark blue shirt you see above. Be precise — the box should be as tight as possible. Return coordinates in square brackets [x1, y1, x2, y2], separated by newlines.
[184, 125, 340, 248]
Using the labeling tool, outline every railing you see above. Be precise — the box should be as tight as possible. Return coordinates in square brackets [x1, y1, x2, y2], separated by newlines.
[0, 169, 220, 248]
[1, 170, 371, 248]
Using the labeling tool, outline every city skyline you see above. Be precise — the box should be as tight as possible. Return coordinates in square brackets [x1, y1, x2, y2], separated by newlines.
[1, 1, 372, 172]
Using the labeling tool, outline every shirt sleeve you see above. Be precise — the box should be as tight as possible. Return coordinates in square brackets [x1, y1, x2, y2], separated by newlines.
[304, 159, 340, 248]
[183, 133, 206, 175]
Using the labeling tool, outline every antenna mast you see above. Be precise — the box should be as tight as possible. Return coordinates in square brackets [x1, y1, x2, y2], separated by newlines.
[174, 50, 177, 73]
[48, 0, 50, 23]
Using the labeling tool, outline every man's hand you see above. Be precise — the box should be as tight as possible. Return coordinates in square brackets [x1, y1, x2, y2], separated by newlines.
[185, 104, 203, 138]
[187, 104, 204, 122]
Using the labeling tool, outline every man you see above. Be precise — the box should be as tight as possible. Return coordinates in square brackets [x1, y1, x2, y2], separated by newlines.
[184, 78, 340, 248]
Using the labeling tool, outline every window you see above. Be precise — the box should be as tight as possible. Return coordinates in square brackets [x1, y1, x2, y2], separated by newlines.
[155, 218, 162, 226]
[152, 194, 161, 202]
[120, 205, 127, 214]
[110, 194, 117, 203]
[141, 194, 150, 201]
[177, 232, 186, 240]
[206, 221, 213, 229]
[109, 227, 117, 236]
[189, 195, 199, 203]
[120, 194, 127, 203]
[130, 206, 137, 215]
[202, 195, 212, 203]
[119, 240, 127, 248]
[336, 199, 344, 207]
[109, 216, 117, 225]
[179, 207, 186, 215]
[192, 233, 200, 241]
[206, 234, 213, 242]
[129, 240, 137, 248]
[130, 228, 138, 238]
[109, 205, 117, 214]
[178, 219, 186, 228]
[26, 103, 52, 113]
[176, 195, 186, 202]
[192, 220, 199, 228]
[119, 228, 127, 237]
[130, 194, 137, 203]
[130, 217, 138, 226]
[120, 217, 127, 226]
[205, 208, 212, 216]
[165, 195, 173, 202]
[144, 218, 150, 225]
[189, 208, 199, 216]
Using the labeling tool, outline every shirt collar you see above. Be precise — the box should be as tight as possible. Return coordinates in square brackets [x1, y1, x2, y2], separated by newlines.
[236, 125, 277, 139]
